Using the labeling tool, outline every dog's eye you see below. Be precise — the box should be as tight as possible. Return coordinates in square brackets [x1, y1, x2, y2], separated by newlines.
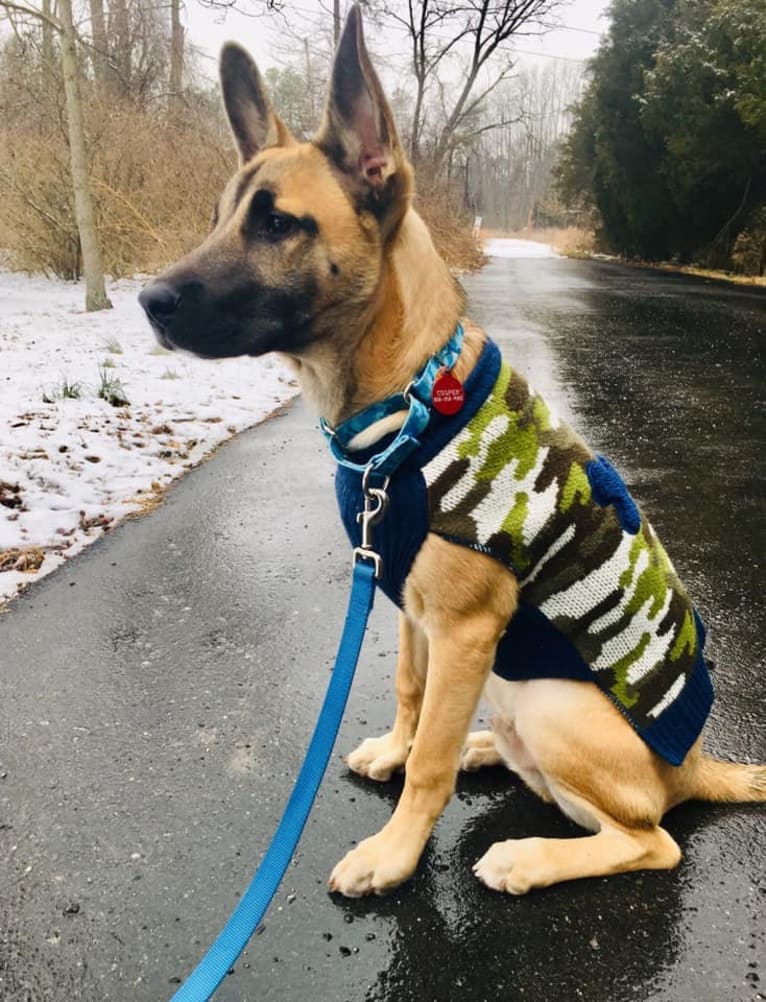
[265, 212, 296, 238]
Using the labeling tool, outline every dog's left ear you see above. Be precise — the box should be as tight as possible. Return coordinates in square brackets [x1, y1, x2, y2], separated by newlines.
[315, 4, 412, 232]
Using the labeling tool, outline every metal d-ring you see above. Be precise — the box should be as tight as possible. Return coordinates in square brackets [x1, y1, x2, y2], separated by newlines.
[361, 464, 390, 497]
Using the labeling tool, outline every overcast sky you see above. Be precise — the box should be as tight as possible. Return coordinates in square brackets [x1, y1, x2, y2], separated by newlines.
[184, 0, 611, 83]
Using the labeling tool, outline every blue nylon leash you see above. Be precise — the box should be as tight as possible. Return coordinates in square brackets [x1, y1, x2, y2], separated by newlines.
[170, 559, 377, 1001]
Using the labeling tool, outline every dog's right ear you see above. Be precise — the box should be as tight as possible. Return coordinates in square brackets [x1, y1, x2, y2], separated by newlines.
[220, 43, 294, 163]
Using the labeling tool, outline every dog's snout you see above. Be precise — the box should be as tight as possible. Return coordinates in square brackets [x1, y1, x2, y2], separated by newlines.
[139, 282, 181, 330]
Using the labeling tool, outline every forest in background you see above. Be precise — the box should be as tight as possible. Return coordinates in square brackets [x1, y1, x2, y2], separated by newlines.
[558, 0, 766, 274]
[0, 0, 764, 314]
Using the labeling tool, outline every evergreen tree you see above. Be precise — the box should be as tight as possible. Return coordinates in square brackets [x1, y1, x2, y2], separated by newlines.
[557, 0, 766, 266]
[642, 0, 766, 264]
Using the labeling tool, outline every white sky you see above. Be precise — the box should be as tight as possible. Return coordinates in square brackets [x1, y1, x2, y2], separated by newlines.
[184, 0, 611, 83]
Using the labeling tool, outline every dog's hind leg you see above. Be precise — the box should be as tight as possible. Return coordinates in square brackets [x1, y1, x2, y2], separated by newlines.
[474, 811, 681, 895]
[346, 614, 427, 781]
[474, 677, 687, 893]
[329, 536, 518, 897]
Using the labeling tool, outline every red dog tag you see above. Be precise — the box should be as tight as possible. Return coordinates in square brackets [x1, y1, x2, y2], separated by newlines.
[432, 369, 465, 415]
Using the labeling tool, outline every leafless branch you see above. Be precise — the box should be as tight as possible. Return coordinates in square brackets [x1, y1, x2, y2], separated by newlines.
[0, 0, 61, 31]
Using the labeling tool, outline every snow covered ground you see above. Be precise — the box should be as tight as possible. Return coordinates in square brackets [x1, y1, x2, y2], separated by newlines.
[0, 272, 299, 607]
[485, 237, 558, 258]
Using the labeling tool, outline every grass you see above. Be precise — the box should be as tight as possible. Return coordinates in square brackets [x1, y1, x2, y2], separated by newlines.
[104, 337, 123, 354]
[42, 375, 83, 403]
[651, 262, 766, 287]
[97, 366, 130, 407]
[160, 368, 180, 380]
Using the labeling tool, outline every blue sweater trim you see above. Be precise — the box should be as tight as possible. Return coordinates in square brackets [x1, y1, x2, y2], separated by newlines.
[493, 602, 712, 765]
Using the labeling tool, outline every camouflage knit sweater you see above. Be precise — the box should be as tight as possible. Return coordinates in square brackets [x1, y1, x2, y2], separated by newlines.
[335, 338, 713, 765]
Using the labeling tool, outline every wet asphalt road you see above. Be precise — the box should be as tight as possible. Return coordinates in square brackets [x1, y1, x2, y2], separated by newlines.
[1, 256, 765, 1002]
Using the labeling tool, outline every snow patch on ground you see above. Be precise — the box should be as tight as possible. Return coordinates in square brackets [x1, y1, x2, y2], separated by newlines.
[485, 238, 559, 259]
[0, 272, 299, 607]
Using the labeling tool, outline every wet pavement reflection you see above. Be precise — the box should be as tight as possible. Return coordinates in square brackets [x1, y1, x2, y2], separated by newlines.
[1, 257, 763, 1001]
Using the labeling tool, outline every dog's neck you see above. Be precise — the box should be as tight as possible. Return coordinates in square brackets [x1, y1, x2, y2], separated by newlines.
[282, 208, 468, 426]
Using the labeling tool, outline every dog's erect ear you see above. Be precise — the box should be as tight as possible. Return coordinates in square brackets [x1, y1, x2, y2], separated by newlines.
[220, 43, 294, 163]
[315, 5, 411, 226]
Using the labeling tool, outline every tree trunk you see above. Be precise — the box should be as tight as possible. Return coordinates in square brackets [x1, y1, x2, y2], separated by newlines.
[41, 0, 55, 73]
[409, 73, 426, 163]
[169, 0, 184, 117]
[89, 0, 108, 88]
[304, 37, 315, 123]
[59, 0, 112, 311]
[333, 0, 341, 48]
[109, 0, 130, 96]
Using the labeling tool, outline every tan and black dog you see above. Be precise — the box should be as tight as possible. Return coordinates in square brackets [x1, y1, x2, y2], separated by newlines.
[139, 5, 765, 898]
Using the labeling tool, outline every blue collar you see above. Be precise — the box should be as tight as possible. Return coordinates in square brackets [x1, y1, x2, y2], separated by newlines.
[320, 324, 464, 477]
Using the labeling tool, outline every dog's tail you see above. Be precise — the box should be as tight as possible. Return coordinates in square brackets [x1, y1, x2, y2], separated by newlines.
[692, 756, 766, 803]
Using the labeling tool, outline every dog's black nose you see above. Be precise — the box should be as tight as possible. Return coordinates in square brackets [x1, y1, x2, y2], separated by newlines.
[139, 282, 181, 330]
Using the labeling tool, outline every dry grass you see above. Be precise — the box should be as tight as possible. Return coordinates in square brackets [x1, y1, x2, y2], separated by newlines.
[0, 547, 45, 573]
[627, 260, 766, 288]
[0, 102, 485, 278]
[0, 100, 232, 278]
[417, 193, 486, 272]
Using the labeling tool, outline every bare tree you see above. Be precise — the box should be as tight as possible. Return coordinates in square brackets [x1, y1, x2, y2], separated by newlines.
[256, 1, 566, 176]
[383, 0, 467, 162]
[382, 0, 566, 173]
[169, 0, 184, 116]
[108, 0, 130, 94]
[464, 60, 584, 229]
[59, 0, 111, 308]
[0, 0, 112, 310]
[40, 0, 54, 66]
[89, 0, 108, 87]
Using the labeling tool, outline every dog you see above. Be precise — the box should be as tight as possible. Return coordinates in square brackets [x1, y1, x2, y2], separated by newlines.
[139, 5, 765, 898]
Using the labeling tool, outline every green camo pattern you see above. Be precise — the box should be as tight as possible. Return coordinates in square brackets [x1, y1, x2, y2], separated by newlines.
[423, 361, 701, 729]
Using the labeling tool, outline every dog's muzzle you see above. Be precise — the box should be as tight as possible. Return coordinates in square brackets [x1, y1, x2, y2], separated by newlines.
[138, 274, 315, 359]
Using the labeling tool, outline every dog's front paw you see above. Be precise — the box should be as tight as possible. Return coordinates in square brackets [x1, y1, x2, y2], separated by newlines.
[328, 832, 417, 897]
[345, 732, 410, 782]
[473, 838, 543, 895]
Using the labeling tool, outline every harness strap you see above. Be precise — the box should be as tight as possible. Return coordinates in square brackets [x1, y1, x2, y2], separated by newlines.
[170, 559, 377, 1001]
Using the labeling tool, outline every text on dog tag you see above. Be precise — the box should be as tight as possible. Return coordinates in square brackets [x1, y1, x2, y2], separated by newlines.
[432, 369, 465, 415]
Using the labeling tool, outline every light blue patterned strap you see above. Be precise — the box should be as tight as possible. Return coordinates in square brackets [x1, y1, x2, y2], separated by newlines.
[320, 324, 464, 477]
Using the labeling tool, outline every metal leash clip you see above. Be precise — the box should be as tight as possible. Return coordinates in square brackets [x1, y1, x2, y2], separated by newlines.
[353, 467, 390, 579]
